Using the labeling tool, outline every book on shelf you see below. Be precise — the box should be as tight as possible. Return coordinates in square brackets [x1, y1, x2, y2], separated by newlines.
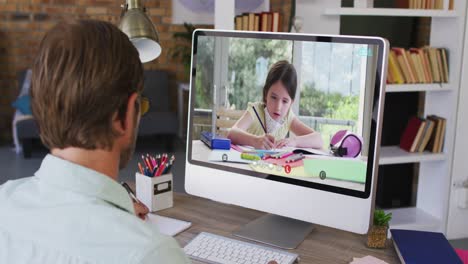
[428, 115, 446, 153]
[388, 51, 405, 84]
[234, 11, 281, 32]
[254, 14, 260, 31]
[391, 47, 415, 84]
[400, 116, 424, 152]
[235, 16, 242, 30]
[390, 229, 462, 264]
[271, 12, 280, 32]
[260, 12, 270, 31]
[400, 115, 446, 153]
[441, 49, 449, 83]
[387, 47, 449, 85]
[405, 0, 445, 9]
[417, 118, 434, 152]
[410, 118, 426, 152]
[248, 13, 255, 31]
[241, 14, 249, 31]
[396, 0, 454, 10]
[408, 49, 425, 83]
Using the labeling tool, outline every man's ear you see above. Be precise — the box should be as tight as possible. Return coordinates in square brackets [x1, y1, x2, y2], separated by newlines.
[113, 92, 139, 136]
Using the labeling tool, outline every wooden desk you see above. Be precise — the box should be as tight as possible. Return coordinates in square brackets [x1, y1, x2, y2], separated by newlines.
[158, 193, 399, 264]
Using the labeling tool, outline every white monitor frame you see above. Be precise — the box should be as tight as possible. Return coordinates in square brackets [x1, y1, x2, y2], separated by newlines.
[185, 30, 388, 234]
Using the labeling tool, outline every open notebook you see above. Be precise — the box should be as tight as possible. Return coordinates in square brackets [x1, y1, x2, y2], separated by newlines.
[231, 144, 331, 156]
[145, 214, 192, 237]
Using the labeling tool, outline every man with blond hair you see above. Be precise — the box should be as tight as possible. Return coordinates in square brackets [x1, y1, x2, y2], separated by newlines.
[0, 20, 190, 263]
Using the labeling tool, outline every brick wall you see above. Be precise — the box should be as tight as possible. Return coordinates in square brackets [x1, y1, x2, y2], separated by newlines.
[0, 0, 290, 144]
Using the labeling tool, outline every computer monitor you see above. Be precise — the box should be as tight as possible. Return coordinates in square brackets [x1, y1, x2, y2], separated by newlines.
[185, 29, 388, 248]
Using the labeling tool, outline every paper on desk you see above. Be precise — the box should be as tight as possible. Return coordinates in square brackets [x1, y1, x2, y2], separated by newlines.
[145, 214, 191, 237]
[350, 255, 388, 264]
[208, 149, 251, 163]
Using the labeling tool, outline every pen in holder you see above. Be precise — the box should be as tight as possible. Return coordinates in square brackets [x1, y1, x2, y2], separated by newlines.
[135, 172, 173, 212]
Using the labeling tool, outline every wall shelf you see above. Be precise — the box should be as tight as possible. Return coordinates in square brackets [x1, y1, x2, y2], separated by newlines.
[386, 83, 451, 93]
[379, 146, 447, 165]
[294, 0, 467, 238]
[385, 207, 443, 234]
[324, 8, 459, 17]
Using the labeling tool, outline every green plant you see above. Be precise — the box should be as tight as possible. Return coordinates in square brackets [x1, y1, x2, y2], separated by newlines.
[171, 22, 197, 79]
[373, 209, 392, 227]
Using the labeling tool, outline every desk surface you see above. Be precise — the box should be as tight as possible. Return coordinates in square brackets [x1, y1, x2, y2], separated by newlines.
[158, 193, 399, 264]
[190, 140, 365, 191]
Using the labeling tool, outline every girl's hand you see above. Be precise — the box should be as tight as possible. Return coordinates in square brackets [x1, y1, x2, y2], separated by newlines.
[275, 138, 296, 149]
[254, 134, 276, 149]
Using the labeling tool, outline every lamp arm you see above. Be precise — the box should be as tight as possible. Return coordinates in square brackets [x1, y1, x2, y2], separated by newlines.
[120, 3, 128, 18]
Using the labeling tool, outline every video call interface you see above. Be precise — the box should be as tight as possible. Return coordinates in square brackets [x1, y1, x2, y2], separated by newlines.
[189, 33, 381, 193]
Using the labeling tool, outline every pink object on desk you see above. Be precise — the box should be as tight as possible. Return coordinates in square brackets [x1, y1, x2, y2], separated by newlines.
[263, 157, 305, 168]
[231, 144, 245, 152]
[456, 249, 468, 264]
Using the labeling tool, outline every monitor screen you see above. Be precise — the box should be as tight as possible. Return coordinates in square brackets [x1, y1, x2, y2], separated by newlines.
[187, 30, 385, 199]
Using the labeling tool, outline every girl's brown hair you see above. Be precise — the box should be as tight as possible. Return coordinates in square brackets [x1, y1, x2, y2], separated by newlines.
[262, 60, 297, 103]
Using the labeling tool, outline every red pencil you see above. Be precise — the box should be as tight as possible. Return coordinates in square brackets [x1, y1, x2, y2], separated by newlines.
[155, 161, 166, 176]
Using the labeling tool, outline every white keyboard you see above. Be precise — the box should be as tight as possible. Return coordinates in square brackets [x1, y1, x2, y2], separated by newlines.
[183, 232, 299, 264]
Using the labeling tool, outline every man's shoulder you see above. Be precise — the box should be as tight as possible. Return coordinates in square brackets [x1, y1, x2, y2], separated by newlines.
[0, 177, 35, 200]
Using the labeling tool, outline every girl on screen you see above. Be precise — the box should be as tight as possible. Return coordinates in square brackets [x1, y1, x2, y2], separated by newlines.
[227, 60, 323, 150]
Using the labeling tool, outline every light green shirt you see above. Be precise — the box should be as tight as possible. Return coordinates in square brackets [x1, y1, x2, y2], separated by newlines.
[0, 154, 190, 264]
[246, 101, 295, 140]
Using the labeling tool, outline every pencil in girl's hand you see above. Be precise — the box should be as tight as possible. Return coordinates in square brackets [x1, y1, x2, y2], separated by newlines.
[252, 105, 267, 134]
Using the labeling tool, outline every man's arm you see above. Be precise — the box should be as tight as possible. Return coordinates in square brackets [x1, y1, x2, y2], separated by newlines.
[138, 237, 191, 264]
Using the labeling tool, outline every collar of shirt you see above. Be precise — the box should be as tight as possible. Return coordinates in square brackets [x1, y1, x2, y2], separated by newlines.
[35, 154, 135, 215]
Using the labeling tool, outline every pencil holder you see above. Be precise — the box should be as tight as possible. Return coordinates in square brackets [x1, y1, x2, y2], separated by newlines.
[135, 172, 173, 212]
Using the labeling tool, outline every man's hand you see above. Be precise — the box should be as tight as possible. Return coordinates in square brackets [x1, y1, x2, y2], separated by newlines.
[133, 201, 149, 220]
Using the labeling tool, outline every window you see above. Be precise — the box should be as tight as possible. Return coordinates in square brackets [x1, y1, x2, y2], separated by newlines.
[226, 37, 292, 110]
[298, 42, 368, 145]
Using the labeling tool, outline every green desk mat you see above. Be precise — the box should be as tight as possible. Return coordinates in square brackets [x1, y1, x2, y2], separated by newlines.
[304, 159, 366, 183]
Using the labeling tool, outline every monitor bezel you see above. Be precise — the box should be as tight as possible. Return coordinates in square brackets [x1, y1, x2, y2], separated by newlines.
[187, 29, 386, 199]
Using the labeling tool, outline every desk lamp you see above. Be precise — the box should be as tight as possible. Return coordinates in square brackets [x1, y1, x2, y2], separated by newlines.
[119, 0, 161, 63]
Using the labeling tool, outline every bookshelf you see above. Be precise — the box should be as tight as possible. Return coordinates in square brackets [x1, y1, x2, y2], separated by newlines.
[385, 83, 451, 92]
[324, 8, 459, 17]
[296, 0, 466, 238]
[379, 146, 447, 165]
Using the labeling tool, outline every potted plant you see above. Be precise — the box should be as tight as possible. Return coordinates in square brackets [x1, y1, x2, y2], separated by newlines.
[367, 209, 392, 248]
[171, 22, 197, 82]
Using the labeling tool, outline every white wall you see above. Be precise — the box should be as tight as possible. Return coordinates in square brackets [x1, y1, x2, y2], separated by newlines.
[447, 4, 468, 238]
[295, 0, 341, 35]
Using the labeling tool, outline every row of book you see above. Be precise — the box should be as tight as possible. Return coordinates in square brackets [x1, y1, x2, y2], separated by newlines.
[400, 115, 446, 153]
[234, 12, 281, 32]
[396, 0, 454, 9]
[387, 47, 449, 84]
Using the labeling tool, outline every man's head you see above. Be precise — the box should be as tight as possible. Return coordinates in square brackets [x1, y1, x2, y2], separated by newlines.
[31, 19, 144, 169]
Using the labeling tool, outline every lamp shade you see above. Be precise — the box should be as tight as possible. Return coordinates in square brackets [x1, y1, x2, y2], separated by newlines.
[119, 5, 161, 63]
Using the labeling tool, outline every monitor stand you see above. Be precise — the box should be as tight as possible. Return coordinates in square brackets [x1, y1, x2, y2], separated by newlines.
[232, 214, 314, 249]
